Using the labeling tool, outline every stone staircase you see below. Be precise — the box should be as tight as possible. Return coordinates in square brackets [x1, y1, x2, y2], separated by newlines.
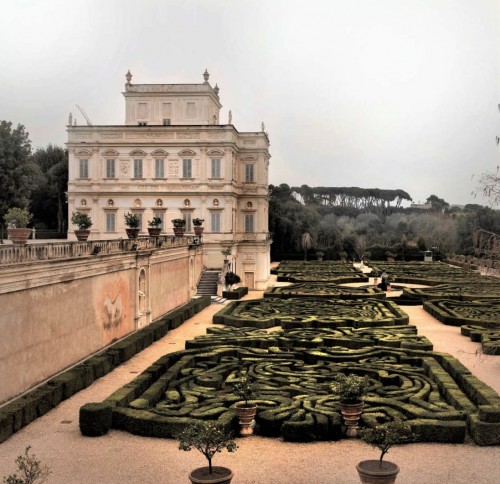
[197, 270, 220, 296]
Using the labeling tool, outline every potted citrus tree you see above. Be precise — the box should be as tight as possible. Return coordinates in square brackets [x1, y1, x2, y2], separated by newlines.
[71, 211, 92, 241]
[193, 218, 205, 236]
[232, 370, 258, 436]
[172, 218, 186, 236]
[4, 207, 32, 245]
[124, 212, 140, 239]
[224, 272, 240, 291]
[177, 421, 238, 484]
[331, 373, 370, 437]
[357, 419, 415, 484]
[147, 216, 162, 237]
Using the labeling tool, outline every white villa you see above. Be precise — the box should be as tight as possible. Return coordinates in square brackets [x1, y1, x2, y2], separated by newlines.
[66, 70, 271, 289]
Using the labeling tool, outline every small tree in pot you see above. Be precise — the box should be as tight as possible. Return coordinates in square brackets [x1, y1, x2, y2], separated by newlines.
[193, 218, 205, 236]
[4, 207, 32, 245]
[147, 216, 162, 236]
[124, 212, 140, 239]
[71, 211, 92, 241]
[177, 421, 238, 484]
[331, 373, 370, 437]
[232, 370, 258, 436]
[172, 218, 186, 236]
[225, 272, 240, 290]
[357, 419, 416, 484]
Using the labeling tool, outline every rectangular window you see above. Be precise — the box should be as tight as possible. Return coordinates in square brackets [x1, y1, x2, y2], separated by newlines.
[211, 159, 221, 178]
[155, 159, 164, 178]
[245, 214, 254, 233]
[182, 159, 192, 178]
[183, 213, 192, 232]
[211, 212, 221, 232]
[162, 102, 172, 117]
[79, 159, 88, 179]
[106, 159, 115, 178]
[134, 159, 143, 179]
[245, 163, 254, 182]
[138, 102, 148, 119]
[106, 213, 115, 232]
[186, 102, 196, 118]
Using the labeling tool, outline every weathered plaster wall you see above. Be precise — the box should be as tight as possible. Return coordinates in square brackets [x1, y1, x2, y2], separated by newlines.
[0, 245, 203, 403]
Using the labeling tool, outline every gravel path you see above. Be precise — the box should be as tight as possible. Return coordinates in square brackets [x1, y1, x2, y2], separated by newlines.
[0, 289, 499, 484]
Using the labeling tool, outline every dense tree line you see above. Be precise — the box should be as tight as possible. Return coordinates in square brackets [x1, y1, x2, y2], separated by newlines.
[0, 120, 67, 235]
[269, 183, 500, 261]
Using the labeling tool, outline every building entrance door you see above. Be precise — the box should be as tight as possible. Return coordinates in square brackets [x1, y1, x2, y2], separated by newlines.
[244, 271, 254, 290]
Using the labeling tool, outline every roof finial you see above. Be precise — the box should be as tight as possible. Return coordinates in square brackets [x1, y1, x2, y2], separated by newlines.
[203, 69, 210, 83]
[228, 110, 232, 124]
[261, 122, 265, 132]
[68, 112, 72, 126]
[125, 70, 132, 85]
[214, 83, 219, 95]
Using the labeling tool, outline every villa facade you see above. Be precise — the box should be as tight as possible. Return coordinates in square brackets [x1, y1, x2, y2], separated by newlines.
[66, 70, 271, 289]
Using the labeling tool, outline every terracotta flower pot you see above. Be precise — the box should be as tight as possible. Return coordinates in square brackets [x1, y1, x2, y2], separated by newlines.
[194, 226, 204, 236]
[7, 227, 32, 245]
[74, 229, 90, 241]
[340, 401, 364, 437]
[235, 403, 257, 436]
[189, 466, 234, 484]
[356, 460, 400, 484]
[147, 227, 161, 237]
[126, 228, 140, 239]
[173, 227, 186, 237]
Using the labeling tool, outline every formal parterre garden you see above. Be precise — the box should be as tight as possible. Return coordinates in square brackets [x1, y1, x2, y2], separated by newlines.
[82, 261, 500, 445]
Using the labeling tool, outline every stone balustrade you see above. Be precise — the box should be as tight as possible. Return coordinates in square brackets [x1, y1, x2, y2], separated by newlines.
[0, 235, 198, 265]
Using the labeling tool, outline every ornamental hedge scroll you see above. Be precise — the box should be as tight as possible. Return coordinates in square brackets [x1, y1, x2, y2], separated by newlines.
[213, 297, 409, 329]
[93, 330, 500, 445]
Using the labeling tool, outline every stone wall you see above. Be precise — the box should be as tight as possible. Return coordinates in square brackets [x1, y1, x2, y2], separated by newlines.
[0, 244, 203, 403]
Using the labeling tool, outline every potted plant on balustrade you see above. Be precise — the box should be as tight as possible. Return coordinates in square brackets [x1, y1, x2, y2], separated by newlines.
[193, 218, 205, 236]
[172, 218, 187, 236]
[71, 211, 92, 241]
[177, 421, 238, 484]
[124, 212, 141, 239]
[4, 207, 32, 245]
[331, 372, 370, 437]
[357, 419, 416, 484]
[232, 369, 258, 436]
[147, 216, 162, 237]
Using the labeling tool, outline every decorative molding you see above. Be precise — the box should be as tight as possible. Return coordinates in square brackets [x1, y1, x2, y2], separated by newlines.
[168, 160, 179, 175]
[130, 150, 147, 156]
[76, 133, 93, 139]
[177, 133, 200, 140]
[120, 160, 129, 175]
[243, 139, 256, 145]
[151, 149, 168, 157]
[208, 132, 226, 139]
[101, 133, 123, 139]
[102, 149, 120, 157]
[178, 149, 196, 156]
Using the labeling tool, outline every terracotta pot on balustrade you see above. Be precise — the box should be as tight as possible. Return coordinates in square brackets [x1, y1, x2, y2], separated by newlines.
[194, 226, 204, 237]
[74, 230, 90, 241]
[7, 228, 32, 245]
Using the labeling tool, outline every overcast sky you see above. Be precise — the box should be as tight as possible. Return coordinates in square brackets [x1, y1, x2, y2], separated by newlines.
[1, 0, 499, 206]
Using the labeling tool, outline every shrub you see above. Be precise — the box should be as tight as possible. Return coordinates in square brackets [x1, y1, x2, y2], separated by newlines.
[176, 421, 237, 475]
[71, 211, 92, 230]
[358, 419, 415, 465]
[331, 373, 370, 403]
[124, 212, 140, 228]
[4, 208, 32, 228]
[147, 217, 162, 227]
[2, 446, 51, 484]
[79, 402, 113, 437]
